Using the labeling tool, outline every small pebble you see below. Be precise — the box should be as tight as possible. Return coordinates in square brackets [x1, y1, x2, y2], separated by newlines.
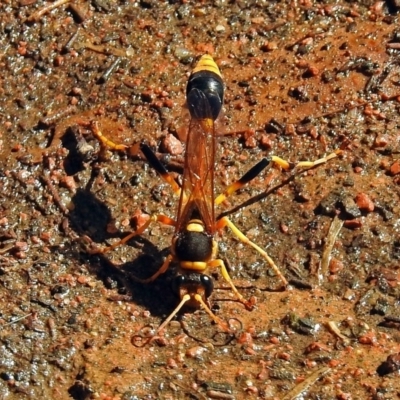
[344, 219, 362, 229]
[185, 346, 207, 359]
[390, 160, 400, 176]
[161, 134, 183, 155]
[355, 193, 374, 212]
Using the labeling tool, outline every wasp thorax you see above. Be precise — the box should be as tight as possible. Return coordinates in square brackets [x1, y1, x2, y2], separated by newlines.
[174, 230, 213, 262]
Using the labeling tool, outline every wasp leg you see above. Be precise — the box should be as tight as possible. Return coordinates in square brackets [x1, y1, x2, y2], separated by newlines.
[140, 143, 181, 196]
[89, 128, 183, 198]
[215, 151, 341, 205]
[216, 216, 288, 288]
[214, 155, 299, 205]
[208, 258, 256, 310]
[94, 214, 176, 254]
[215, 157, 271, 205]
[132, 253, 174, 284]
[272, 149, 342, 170]
[214, 156, 295, 205]
[293, 149, 342, 169]
[91, 121, 128, 151]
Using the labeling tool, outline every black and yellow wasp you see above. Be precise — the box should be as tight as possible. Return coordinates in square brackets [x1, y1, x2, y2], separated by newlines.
[91, 54, 339, 335]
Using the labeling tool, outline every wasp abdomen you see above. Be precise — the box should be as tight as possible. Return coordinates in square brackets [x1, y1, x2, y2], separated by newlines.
[187, 55, 224, 121]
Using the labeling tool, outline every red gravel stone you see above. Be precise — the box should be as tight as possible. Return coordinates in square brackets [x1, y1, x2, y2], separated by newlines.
[132, 209, 150, 230]
[344, 219, 362, 229]
[355, 193, 374, 212]
[161, 134, 183, 155]
[390, 160, 400, 176]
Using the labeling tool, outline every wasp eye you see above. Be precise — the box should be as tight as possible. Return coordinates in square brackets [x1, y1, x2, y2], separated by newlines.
[200, 275, 214, 298]
[171, 275, 185, 297]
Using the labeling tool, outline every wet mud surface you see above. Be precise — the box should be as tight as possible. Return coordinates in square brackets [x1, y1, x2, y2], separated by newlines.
[1, 0, 400, 399]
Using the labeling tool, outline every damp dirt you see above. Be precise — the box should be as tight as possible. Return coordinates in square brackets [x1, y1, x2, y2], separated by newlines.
[1, 1, 400, 399]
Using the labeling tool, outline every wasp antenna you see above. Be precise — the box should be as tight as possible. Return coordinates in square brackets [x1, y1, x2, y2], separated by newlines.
[155, 294, 191, 334]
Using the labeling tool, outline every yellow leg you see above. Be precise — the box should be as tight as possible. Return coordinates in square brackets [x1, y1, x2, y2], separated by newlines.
[292, 149, 342, 169]
[90, 123, 183, 197]
[95, 214, 176, 254]
[271, 150, 341, 170]
[139, 144, 182, 196]
[215, 158, 270, 205]
[132, 254, 173, 284]
[91, 121, 128, 151]
[208, 258, 256, 310]
[215, 150, 341, 205]
[270, 155, 291, 170]
[217, 216, 288, 287]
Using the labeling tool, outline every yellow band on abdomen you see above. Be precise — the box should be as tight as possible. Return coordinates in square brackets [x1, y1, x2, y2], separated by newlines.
[192, 54, 221, 77]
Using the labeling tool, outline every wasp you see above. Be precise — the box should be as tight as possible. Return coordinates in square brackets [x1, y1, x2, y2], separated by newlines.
[91, 55, 340, 336]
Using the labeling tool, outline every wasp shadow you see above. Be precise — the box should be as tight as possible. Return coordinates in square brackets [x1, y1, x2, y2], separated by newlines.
[61, 126, 98, 176]
[68, 187, 177, 318]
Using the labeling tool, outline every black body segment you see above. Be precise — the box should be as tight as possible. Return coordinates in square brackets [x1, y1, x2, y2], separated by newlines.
[174, 231, 213, 262]
[172, 273, 214, 300]
[187, 73, 224, 120]
[186, 54, 224, 121]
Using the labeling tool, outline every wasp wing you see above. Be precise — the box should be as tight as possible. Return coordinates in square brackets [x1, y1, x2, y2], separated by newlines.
[175, 89, 216, 235]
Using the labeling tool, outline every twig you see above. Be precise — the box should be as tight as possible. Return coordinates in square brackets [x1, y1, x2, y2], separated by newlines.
[24, 0, 71, 23]
[97, 57, 121, 84]
[319, 215, 343, 284]
[2, 313, 33, 328]
[83, 41, 129, 57]
[282, 366, 331, 400]
[0, 241, 16, 255]
[41, 173, 69, 215]
[327, 321, 351, 344]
